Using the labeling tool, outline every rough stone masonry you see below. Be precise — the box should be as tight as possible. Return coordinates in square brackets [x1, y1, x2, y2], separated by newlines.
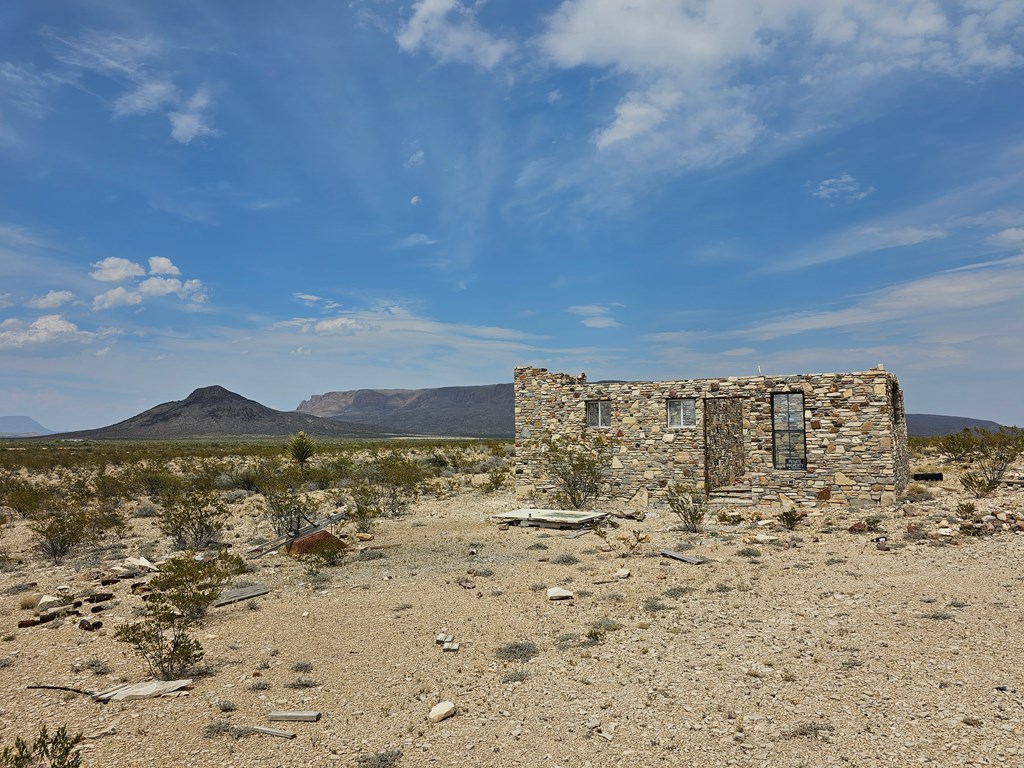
[514, 365, 910, 510]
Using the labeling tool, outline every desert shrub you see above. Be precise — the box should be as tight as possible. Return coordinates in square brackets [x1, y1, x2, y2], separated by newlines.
[355, 751, 403, 768]
[259, 479, 314, 536]
[541, 432, 610, 510]
[496, 639, 539, 663]
[301, 537, 347, 566]
[551, 553, 579, 565]
[591, 520, 649, 557]
[960, 471, 997, 499]
[778, 507, 806, 531]
[903, 483, 934, 502]
[285, 677, 319, 689]
[501, 669, 530, 683]
[0, 724, 82, 768]
[955, 501, 976, 517]
[975, 427, 1023, 485]
[736, 546, 762, 559]
[286, 432, 317, 472]
[31, 510, 88, 565]
[937, 429, 979, 463]
[158, 490, 229, 550]
[131, 469, 185, 503]
[352, 451, 425, 518]
[133, 501, 160, 518]
[483, 464, 510, 493]
[666, 483, 707, 532]
[0, 477, 55, 519]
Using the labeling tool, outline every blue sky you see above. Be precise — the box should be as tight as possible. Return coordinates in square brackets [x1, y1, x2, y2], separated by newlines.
[2, 0, 1023, 431]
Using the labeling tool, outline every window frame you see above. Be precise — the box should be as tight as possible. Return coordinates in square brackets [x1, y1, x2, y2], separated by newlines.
[666, 397, 697, 429]
[771, 392, 807, 471]
[585, 400, 611, 429]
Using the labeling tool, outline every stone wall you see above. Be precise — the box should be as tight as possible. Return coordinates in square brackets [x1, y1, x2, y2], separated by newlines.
[514, 365, 910, 509]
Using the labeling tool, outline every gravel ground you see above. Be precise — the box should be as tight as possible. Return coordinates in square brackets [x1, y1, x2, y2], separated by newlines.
[1, 468, 1023, 767]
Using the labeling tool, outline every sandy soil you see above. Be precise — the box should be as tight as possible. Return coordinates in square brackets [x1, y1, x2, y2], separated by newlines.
[1, 465, 1023, 768]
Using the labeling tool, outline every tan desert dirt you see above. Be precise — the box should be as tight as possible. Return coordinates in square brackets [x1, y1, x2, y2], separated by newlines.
[1, 468, 1023, 767]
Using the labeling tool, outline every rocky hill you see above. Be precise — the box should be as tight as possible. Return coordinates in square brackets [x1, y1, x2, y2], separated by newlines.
[50, 386, 398, 440]
[0, 416, 54, 437]
[297, 383, 514, 438]
[905, 414, 1003, 437]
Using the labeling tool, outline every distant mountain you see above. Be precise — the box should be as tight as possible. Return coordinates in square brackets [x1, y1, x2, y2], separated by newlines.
[49, 386, 399, 440]
[0, 416, 54, 437]
[297, 383, 514, 438]
[906, 413, 1003, 437]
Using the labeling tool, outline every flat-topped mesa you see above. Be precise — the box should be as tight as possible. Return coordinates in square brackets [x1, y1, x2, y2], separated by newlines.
[513, 365, 909, 510]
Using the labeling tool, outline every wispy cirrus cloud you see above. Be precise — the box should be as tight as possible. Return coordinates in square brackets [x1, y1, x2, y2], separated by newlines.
[567, 303, 622, 328]
[811, 173, 875, 203]
[398, 233, 438, 248]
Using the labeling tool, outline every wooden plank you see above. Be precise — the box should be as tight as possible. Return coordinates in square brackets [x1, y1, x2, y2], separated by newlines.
[248, 726, 296, 739]
[660, 549, 707, 565]
[269, 711, 321, 722]
[212, 584, 269, 608]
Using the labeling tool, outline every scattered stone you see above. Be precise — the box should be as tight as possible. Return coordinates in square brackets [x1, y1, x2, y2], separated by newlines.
[614, 568, 630, 580]
[547, 587, 574, 601]
[36, 595, 66, 613]
[428, 701, 456, 723]
[355, 533, 374, 542]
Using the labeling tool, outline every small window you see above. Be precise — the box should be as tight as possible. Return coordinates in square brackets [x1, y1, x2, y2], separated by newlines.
[586, 400, 611, 428]
[772, 392, 806, 470]
[667, 398, 696, 428]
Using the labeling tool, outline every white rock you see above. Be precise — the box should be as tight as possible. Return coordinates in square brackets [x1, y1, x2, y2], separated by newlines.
[615, 568, 630, 580]
[547, 587, 574, 601]
[428, 701, 456, 723]
[36, 595, 65, 612]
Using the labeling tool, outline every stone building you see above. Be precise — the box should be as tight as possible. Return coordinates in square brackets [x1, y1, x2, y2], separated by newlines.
[514, 365, 909, 510]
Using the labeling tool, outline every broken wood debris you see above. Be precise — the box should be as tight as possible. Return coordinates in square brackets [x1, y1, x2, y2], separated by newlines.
[93, 679, 192, 702]
[268, 711, 321, 722]
[660, 549, 708, 565]
[248, 726, 296, 739]
[212, 584, 270, 608]
[491, 508, 608, 530]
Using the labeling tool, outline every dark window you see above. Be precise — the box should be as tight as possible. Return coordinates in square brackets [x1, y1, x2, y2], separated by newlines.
[667, 398, 696, 428]
[772, 392, 806, 470]
[586, 400, 611, 428]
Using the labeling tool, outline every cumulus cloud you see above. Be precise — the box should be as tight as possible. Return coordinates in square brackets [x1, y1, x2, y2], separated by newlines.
[139, 277, 182, 297]
[92, 286, 142, 310]
[398, 233, 438, 247]
[169, 87, 216, 143]
[27, 290, 74, 309]
[410, 195, 422, 205]
[148, 256, 181, 275]
[811, 173, 876, 202]
[90, 257, 145, 282]
[397, 0, 514, 69]
[567, 303, 622, 328]
[0, 314, 90, 348]
[989, 227, 1024, 247]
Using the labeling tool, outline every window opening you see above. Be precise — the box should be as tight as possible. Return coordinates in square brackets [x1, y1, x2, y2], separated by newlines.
[586, 400, 611, 428]
[667, 398, 696, 428]
[772, 392, 806, 470]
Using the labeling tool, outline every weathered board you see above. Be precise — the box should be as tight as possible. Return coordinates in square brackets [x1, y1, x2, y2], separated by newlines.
[492, 509, 607, 529]
[212, 584, 270, 607]
[269, 711, 321, 722]
[660, 549, 707, 565]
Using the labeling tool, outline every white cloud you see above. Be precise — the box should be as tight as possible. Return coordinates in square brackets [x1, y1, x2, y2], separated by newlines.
[567, 303, 622, 328]
[547, 89, 562, 104]
[311, 317, 381, 335]
[398, 233, 438, 247]
[92, 286, 142, 310]
[397, 0, 514, 69]
[777, 224, 948, 271]
[811, 173, 875, 202]
[747, 254, 1024, 341]
[0, 294, 12, 308]
[533, 0, 1024, 177]
[148, 256, 181, 275]
[169, 87, 216, 143]
[114, 79, 177, 116]
[405, 150, 425, 168]
[988, 227, 1024, 247]
[293, 293, 322, 306]
[0, 314, 90, 348]
[27, 290, 74, 309]
[90, 257, 145, 282]
[410, 195, 422, 205]
[139, 277, 182, 297]
[95, 346, 111, 356]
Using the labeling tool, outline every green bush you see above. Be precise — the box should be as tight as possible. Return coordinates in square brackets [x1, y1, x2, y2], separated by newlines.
[115, 615, 204, 681]
[666, 483, 707, 532]
[352, 451, 425, 518]
[0, 477, 55, 519]
[937, 429, 979, 463]
[158, 490, 229, 550]
[777, 507, 806, 531]
[31, 511, 88, 565]
[541, 432, 610, 510]
[0, 724, 82, 768]
[960, 471, 997, 498]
